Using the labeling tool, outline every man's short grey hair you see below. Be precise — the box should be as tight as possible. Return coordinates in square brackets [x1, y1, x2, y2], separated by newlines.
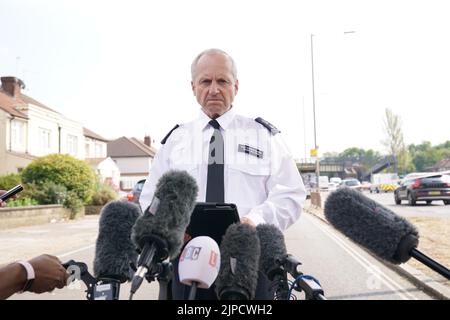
[191, 48, 238, 80]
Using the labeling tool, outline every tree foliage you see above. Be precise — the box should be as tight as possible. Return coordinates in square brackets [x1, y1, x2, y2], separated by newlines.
[21, 154, 95, 203]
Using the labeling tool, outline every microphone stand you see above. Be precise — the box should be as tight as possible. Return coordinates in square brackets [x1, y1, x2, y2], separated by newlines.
[278, 255, 326, 300]
[143, 261, 174, 300]
[64, 260, 121, 300]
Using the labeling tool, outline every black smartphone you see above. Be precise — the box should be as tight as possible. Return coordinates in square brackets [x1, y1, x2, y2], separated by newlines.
[0, 184, 24, 202]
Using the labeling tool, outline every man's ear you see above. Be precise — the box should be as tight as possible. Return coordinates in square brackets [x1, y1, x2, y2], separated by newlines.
[191, 81, 196, 96]
[234, 79, 239, 95]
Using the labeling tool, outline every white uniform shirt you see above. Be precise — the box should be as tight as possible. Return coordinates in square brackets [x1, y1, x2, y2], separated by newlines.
[139, 108, 306, 231]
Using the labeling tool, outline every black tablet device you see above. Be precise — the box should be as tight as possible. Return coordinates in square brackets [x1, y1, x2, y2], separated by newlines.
[185, 202, 240, 245]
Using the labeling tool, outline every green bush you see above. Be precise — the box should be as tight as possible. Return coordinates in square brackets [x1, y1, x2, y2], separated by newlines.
[6, 197, 39, 208]
[22, 182, 67, 205]
[0, 173, 22, 190]
[89, 184, 117, 206]
[21, 154, 95, 203]
[64, 191, 84, 218]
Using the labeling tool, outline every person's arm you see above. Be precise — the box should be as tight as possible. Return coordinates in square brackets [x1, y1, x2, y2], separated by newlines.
[0, 254, 69, 300]
[0, 262, 28, 299]
[244, 134, 307, 231]
[139, 145, 170, 213]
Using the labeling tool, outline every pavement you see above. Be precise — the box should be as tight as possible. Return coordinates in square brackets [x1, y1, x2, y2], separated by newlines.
[304, 201, 450, 300]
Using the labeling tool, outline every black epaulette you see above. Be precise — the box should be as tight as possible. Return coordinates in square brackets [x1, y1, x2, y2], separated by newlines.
[160, 124, 180, 144]
[255, 117, 280, 135]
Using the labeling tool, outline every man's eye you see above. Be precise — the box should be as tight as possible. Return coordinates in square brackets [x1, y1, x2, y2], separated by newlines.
[218, 79, 228, 84]
[200, 79, 211, 84]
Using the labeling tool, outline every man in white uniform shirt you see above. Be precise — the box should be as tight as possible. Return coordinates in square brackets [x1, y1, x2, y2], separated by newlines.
[139, 48, 306, 299]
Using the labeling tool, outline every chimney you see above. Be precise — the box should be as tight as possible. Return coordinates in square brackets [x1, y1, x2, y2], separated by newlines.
[1, 77, 25, 98]
[144, 135, 151, 147]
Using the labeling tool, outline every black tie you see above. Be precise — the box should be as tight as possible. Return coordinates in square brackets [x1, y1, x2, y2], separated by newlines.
[205, 119, 224, 203]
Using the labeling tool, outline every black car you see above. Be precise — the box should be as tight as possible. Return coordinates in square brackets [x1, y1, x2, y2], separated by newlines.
[394, 174, 450, 206]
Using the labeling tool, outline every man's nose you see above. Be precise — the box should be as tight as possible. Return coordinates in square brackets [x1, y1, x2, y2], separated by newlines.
[209, 81, 219, 95]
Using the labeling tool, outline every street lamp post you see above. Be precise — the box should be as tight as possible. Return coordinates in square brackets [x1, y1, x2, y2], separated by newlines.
[310, 34, 320, 190]
[310, 31, 355, 190]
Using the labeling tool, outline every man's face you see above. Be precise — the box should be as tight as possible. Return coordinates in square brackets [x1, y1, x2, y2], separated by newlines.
[191, 53, 239, 119]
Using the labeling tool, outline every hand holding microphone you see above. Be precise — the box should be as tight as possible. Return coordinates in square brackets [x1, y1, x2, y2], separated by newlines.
[178, 236, 221, 300]
[70, 200, 140, 300]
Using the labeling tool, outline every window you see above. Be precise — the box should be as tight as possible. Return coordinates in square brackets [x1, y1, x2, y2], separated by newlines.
[11, 120, 26, 151]
[85, 143, 91, 157]
[95, 143, 104, 158]
[67, 134, 78, 156]
[39, 128, 51, 152]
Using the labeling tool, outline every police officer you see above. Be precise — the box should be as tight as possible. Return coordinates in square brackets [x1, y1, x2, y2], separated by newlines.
[139, 48, 306, 299]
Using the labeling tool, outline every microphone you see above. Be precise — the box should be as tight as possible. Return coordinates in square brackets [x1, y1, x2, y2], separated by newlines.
[324, 188, 450, 280]
[178, 236, 221, 300]
[215, 223, 260, 300]
[256, 224, 289, 300]
[256, 224, 325, 300]
[92, 200, 140, 299]
[130, 170, 198, 297]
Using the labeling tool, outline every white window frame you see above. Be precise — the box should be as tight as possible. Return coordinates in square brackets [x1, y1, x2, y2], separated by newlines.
[67, 134, 78, 156]
[39, 127, 51, 153]
[11, 119, 26, 151]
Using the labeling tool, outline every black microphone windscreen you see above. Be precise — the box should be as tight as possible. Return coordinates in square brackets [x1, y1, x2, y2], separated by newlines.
[215, 223, 260, 300]
[132, 170, 198, 259]
[324, 188, 419, 264]
[93, 200, 140, 281]
[256, 224, 287, 278]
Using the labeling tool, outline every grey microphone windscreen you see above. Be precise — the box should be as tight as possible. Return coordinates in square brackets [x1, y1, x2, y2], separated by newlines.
[256, 224, 287, 278]
[93, 200, 140, 281]
[215, 223, 260, 300]
[132, 170, 198, 259]
[324, 188, 419, 264]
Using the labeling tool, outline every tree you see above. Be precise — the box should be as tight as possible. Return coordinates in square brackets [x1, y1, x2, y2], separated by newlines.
[381, 108, 412, 173]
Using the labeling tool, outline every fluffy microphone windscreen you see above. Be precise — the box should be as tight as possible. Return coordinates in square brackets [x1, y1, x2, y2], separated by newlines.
[132, 170, 198, 259]
[215, 223, 260, 300]
[256, 224, 287, 278]
[93, 200, 140, 281]
[324, 188, 419, 264]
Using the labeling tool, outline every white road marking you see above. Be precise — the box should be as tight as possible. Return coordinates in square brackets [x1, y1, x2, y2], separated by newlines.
[57, 244, 95, 259]
[306, 214, 419, 300]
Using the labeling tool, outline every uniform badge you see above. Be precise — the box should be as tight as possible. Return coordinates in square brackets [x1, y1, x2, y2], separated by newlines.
[238, 144, 264, 159]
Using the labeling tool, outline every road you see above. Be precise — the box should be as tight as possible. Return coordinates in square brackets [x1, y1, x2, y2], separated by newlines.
[1, 210, 435, 300]
[322, 190, 449, 218]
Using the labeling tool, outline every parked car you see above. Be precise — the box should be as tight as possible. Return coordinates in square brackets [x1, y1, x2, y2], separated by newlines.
[127, 179, 146, 204]
[338, 179, 362, 191]
[330, 177, 342, 185]
[328, 182, 339, 191]
[394, 174, 450, 206]
[360, 181, 372, 192]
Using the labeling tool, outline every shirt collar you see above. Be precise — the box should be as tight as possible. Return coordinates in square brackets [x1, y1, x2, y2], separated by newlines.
[198, 107, 236, 131]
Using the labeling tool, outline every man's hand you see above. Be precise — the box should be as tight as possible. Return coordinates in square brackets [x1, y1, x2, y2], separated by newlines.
[240, 216, 256, 227]
[28, 254, 69, 293]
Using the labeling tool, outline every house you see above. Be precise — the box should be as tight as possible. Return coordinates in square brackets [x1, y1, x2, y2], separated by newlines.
[0, 76, 111, 178]
[427, 158, 450, 172]
[86, 157, 121, 191]
[107, 136, 157, 191]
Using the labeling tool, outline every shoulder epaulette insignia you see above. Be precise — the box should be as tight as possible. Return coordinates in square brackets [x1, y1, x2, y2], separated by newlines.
[160, 124, 180, 144]
[255, 117, 280, 135]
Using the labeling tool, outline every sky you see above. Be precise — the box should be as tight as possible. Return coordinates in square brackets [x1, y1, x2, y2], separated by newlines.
[1, 0, 449, 160]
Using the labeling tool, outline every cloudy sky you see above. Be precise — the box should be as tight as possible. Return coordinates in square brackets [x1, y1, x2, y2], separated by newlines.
[1, 0, 449, 160]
